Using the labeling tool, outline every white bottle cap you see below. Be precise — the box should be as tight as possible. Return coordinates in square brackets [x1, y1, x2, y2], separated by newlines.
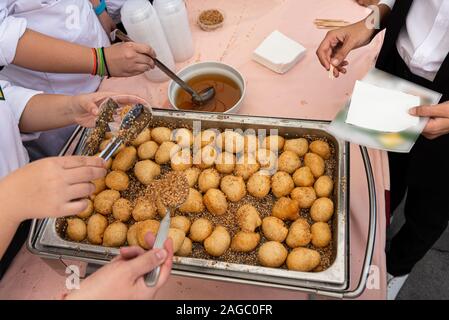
[121, 0, 155, 24]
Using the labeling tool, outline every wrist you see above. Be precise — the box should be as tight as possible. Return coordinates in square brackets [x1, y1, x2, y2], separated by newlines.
[0, 179, 24, 226]
[93, 0, 107, 16]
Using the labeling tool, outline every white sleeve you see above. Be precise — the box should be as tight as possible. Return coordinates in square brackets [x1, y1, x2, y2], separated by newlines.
[0, 6, 28, 66]
[106, 0, 126, 23]
[1, 81, 43, 125]
[378, 0, 396, 8]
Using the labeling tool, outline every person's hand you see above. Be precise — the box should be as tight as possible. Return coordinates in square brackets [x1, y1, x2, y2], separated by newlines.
[0, 156, 106, 223]
[98, 11, 117, 36]
[355, 0, 379, 7]
[409, 101, 449, 140]
[66, 233, 174, 300]
[104, 42, 156, 77]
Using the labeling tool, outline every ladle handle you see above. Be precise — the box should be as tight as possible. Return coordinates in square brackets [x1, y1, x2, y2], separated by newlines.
[153, 58, 199, 98]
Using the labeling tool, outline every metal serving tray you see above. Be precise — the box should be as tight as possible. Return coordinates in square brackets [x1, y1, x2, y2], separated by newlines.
[28, 109, 377, 298]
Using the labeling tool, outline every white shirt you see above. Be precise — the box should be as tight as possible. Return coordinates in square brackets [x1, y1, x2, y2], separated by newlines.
[379, 0, 449, 81]
[0, 0, 125, 95]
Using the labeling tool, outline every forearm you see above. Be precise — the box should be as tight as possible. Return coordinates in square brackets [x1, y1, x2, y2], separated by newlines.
[0, 181, 21, 259]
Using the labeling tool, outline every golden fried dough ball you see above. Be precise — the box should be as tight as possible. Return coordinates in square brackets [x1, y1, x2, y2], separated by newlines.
[278, 151, 301, 174]
[196, 129, 219, 147]
[292, 167, 315, 187]
[189, 218, 213, 242]
[171, 150, 193, 171]
[309, 140, 331, 160]
[258, 241, 288, 268]
[235, 153, 260, 180]
[220, 175, 246, 202]
[170, 216, 191, 234]
[179, 188, 205, 213]
[112, 146, 137, 172]
[304, 153, 325, 178]
[137, 141, 158, 160]
[244, 134, 259, 153]
[263, 135, 285, 151]
[271, 171, 295, 198]
[203, 188, 228, 216]
[198, 168, 221, 193]
[151, 127, 172, 144]
[286, 248, 321, 272]
[311, 222, 332, 248]
[247, 172, 271, 198]
[155, 196, 167, 217]
[92, 178, 106, 195]
[177, 237, 193, 257]
[132, 198, 157, 221]
[127, 223, 139, 246]
[132, 128, 151, 146]
[193, 145, 218, 169]
[168, 228, 186, 253]
[105, 170, 129, 191]
[216, 131, 244, 153]
[291, 187, 317, 209]
[66, 218, 87, 242]
[184, 167, 201, 187]
[112, 198, 132, 222]
[94, 190, 121, 215]
[87, 214, 108, 245]
[136, 219, 160, 249]
[155, 141, 179, 165]
[231, 231, 260, 252]
[286, 218, 312, 248]
[262, 216, 288, 242]
[310, 197, 334, 222]
[314, 176, 334, 198]
[237, 204, 261, 232]
[172, 128, 193, 148]
[283, 138, 308, 157]
[77, 199, 94, 219]
[272, 197, 299, 221]
[215, 152, 236, 174]
[103, 221, 128, 247]
[204, 226, 231, 257]
[257, 148, 277, 171]
[134, 160, 161, 185]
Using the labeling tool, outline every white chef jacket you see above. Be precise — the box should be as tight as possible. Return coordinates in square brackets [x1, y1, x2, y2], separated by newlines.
[0, 0, 125, 95]
[0, 80, 42, 180]
[379, 0, 449, 81]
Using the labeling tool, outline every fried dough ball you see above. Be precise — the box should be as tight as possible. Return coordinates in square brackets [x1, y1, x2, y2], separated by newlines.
[92, 178, 106, 195]
[231, 231, 260, 253]
[258, 241, 288, 268]
[247, 172, 271, 198]
[136, 219, 160, 249]
[66, 218, 87, 242]
[151, 127, 172, 144]
[263, 135, 285, 151]
[271, 171, 295, 198]
[262, 216, 288, 242]
[170, 216, 191, 234]
[155, 196, 167, 217]
[203, 188, 228, 216]
[134, 160, 161, 185]
[310, 197, 334, 222]
[112, 146, 137, 172]
[286, 248, 321, 272]
[184, 167, 201, 187]
[314, 176, 334, 198]
[103, 221, 128, 247]
[171, 150, 193, 171]
[112, 198, 133, 222]
[256, 148, 277, 171]
[283, 138, 308, 157]
[304, 153, 325, 178]
[94, 190, 121, 215]
[220, 175, 246, 202]
[77, 199, 93, 219]
[132, 198, 157, 221]
[235, 153, 260, 180]
[137, 140, 158, 160]
[189, 218, 213, 242]
[204, 226, 231, 257]
[291, 187, 317, 209]
[309, 140, 331, 160]
[127, 223, 139, 246]
[177, 237, 193, 257]
[215, 152, 236, 174]
[292, 167, 315, 187]
[216, 131, 244, 153]
[272, 197, 299, 221]
[105, 170, 129, 191]
[131, 128, 151, 146]
[311, 222, 332, 248]
[193, 145, 218, 169]
[286, 218, 312, 248]
[243, 134, 259, 153]
[168, 228, 186, 253]
[196, 129, 219, 147]
[155, 141, 179, 165]
[237, 204, 261, 232]
[87, 214, 108, 245]
[198, 168, 221, 193]
[179, 188, 205, 213]
[171, 128, 193, 148]
[278, 151, 301, 174]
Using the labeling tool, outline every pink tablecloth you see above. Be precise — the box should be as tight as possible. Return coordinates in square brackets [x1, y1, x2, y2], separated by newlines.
[0, 0, 388, 299]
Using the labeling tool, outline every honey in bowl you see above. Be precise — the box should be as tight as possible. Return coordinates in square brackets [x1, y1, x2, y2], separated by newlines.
[175, 74, 241, 112]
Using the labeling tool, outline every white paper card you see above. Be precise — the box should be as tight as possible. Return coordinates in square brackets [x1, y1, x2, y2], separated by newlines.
[345, 81, 421, 132]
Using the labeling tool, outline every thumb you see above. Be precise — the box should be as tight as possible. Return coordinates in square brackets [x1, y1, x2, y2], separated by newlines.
[410, 104, 448, 118]
[126, 248, 167, 278]
[331, 40, 354, 67]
